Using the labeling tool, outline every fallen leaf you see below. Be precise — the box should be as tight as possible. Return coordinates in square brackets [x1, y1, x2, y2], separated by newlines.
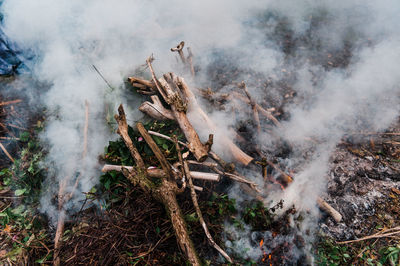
[391, 187, 400, 195]
[3, 224, 11, 233]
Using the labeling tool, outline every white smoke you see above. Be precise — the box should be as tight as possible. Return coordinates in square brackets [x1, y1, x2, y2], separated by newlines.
[2, 0, 400, 262]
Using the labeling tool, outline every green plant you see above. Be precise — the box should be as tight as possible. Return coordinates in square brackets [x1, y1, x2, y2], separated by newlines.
[205, 193, 237, 223]
[317, 239, 350, 265]
[0, 121, 50, 264]
[242, 201, 273, 231]
[379, 245, 400, 266]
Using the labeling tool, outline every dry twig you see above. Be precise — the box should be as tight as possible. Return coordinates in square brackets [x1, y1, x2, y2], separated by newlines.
[337, 226, 400, 244]
[181, 147, 233, 263]
[0, 99, 22, 107]
[0, 142, 14, 162]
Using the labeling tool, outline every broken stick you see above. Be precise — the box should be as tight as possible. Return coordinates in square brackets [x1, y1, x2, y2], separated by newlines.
[171, 41, 186, 64]
[102, 164, 220, 182]
[0, 142, 14, 162]
[175, 76, 253, 166]
[139, 95, 175, 121]
[146, 57, 210, 161]
[114, 105, 201, 265]
[239, 82, 261, 133]
[114, 104, 145, 169]
[182, 151, 233, 263]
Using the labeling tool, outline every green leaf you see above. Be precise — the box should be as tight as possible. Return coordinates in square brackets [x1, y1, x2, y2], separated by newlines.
[15, 188, 27, 196]
[153, 136, 163, 145]
[162, 143, 169, 150]
[185, 213, 198, 223]
[0, 168, 9, 176]
[104, 179, 111, 190]
[11, 205, 25, 215]
[19, 131, 30, 142]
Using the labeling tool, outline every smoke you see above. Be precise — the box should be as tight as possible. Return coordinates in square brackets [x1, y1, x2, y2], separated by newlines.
[1, 0, 400, 262]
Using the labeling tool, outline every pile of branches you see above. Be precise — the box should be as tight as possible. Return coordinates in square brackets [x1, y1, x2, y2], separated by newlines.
[52, 42, 343, 265]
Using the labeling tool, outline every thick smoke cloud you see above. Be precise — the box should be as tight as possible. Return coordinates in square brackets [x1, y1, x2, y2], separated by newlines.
[2, 0, 399, 261]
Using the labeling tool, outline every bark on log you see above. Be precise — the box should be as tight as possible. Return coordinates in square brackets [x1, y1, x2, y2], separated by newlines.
[102, 164, 220, 182]
[139, 95, 175, 121]
[154, 178, 200, 265]
[145, 57, 209, 162]
[114, 105, 201, 265]
[158, 73, 210, 161]
[317, 198, 343, 223]
[114, 105, 145, 169]
[175, 76, 253, 166]
[128, 77, 156, 90]
[138, 63, 252, 165]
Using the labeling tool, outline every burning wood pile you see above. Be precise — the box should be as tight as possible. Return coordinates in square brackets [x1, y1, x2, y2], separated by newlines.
[87, 42, 343, 264]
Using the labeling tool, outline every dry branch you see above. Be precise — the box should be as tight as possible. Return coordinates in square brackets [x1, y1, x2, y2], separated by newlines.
[137, 122, 173, 179]
[82, 100, 89, 158]
[145, 57, 210, 161]
[111, 105, 201, 264]
[139, 61, 252, 165]
[54, 100, 90, 266]
[187, 47, 195, 76]
[337, 226, 400, 244]
[128, 77, 155, 89]
[0, 142, 14, 162]
[171, 41, 186, 64]
[183, 155, 233, 263]
[231, 91, 281, 127]
[142, 130, 258, 191]
[134, 120, 200, 265]
[114, 104, 145, 169]
[102, 164, 219, 182]
[316, 198, 343, 223]
[239, 82, 261, 133]
[176, 76, 253, 165]
[139, 95, 175, 121]
[0, 99, 22, 107]
[148, 130, 187, 147]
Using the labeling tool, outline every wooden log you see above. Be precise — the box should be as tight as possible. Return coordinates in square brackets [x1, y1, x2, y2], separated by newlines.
[317, 198, 343, 223]
[174, 75, 253, 166]
[113, 105, 200, 265]
[127, 77, 156, 89]
[132, 121, 200, 265]
[139, 95, 175, 121]
[102, 164, 220, 182]
[158, 73, 210, 161]
[114, 105, 145, 169]
[145, 58, 209, 162]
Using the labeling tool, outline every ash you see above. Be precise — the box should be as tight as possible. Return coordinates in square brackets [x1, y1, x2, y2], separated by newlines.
[320, 121, 400, 241]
